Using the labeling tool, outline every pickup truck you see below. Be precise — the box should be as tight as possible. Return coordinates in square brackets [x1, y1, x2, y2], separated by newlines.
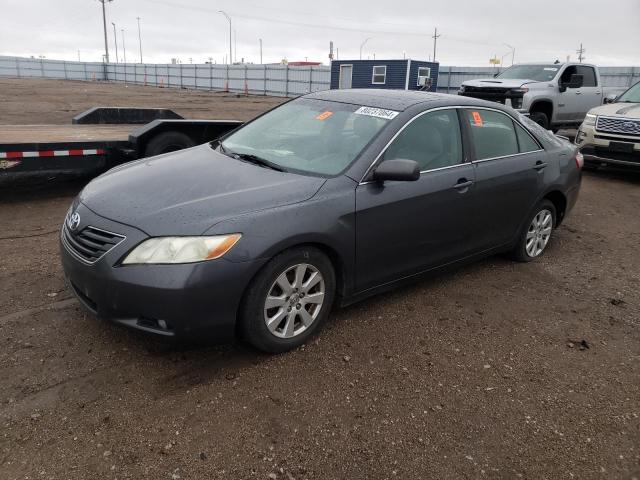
[458, 63, 624, 131]
[575, 80, 640, 170]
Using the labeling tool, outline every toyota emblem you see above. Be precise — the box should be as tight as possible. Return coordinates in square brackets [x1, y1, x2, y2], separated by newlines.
[67, 212, 81, 231]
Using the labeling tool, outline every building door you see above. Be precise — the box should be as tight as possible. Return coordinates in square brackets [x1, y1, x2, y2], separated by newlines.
[339, 65, 352, 89]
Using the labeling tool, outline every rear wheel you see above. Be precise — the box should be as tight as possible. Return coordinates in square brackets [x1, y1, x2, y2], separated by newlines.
[511, 200, 556, 262]
[240, 247, 336, 353]
[144, 131, 195, 157]
[529, 112, 550, 130]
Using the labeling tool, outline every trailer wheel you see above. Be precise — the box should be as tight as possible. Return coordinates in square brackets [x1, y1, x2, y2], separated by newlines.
[144, 131, 196, 157]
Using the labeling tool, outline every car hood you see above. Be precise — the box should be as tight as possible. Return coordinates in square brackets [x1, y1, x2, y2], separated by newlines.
[588, 102, 640, 118]
[79, 144, 326, 236]
[462, 78, 538, 89]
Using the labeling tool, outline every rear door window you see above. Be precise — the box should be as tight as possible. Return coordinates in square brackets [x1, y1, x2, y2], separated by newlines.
[576, 66, 597, 87]
[465, 109, 519, 160]
[514, 122, 541, 153]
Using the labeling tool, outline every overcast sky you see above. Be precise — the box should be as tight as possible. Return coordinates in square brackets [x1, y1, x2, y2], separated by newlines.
[1, 0, 639, 66]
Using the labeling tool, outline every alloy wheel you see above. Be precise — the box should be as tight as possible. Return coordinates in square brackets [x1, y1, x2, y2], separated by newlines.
[263, 263, 325, 339]
[526, 209, 553, 258]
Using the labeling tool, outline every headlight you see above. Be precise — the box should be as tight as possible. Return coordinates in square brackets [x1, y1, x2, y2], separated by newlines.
[121, 234, 241, 265]
[583, 113, 597, 126]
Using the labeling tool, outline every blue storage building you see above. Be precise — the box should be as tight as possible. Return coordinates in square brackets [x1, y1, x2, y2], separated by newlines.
[330, 59, 439, 92]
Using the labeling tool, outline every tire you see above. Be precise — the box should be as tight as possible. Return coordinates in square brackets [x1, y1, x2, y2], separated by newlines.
[511, 200, 556, 262]
[529, 112, 550, 130]
[144, 131, 195, 157]
[239, 246, 336, 353]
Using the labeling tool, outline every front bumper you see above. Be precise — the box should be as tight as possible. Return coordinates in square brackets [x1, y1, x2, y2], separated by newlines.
[575, 125, 640, 169]
[60, 203, 267, 341]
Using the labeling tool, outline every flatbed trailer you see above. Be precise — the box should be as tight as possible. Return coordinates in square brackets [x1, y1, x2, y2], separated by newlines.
[0, 108, 243, 185]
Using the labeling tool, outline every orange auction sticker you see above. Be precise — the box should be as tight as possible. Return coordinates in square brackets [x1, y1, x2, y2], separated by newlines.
[315, 111, 333, 121]
[472, 111, 483, 126]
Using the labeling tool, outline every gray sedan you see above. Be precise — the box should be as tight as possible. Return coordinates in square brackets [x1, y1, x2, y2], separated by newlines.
[60, 89, 582, 352]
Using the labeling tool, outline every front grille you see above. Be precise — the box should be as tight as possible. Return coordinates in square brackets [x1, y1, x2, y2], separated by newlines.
[596, 116, 640, 136]
[460, 86, 511, 104]
[62, 223, 125, 264]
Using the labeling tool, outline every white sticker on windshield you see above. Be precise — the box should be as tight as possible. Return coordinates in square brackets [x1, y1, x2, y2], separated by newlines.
[543, 67, 558, 71]
[354, 106, 399, 120]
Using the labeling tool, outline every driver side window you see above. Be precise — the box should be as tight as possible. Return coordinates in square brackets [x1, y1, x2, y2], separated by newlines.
[382, 109, 463, 171]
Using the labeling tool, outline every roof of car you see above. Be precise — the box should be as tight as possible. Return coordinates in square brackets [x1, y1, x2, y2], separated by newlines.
[305, 88, 494, 111]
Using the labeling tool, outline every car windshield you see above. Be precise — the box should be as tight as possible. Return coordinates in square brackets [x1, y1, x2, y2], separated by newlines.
[497, 65, 560, 82]
[219, 98, 393, 176]
[618, 82, 640, 103]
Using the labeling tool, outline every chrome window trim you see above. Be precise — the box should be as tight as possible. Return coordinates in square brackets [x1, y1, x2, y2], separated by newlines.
[61, 223, 126, 266]
[358, 105, 545, 185]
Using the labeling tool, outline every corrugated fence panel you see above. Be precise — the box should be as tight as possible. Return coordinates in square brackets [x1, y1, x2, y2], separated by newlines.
[1, 56, 637, 98]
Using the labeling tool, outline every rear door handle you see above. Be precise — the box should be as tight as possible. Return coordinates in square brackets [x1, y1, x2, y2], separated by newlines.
[534, 161, 547, 171]
[453, 179, 474, 190]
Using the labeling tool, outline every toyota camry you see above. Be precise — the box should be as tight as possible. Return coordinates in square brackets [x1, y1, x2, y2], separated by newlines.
[60, 89, 582, 353]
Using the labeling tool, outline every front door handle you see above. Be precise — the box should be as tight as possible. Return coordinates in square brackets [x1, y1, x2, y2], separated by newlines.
[575, 91, 582, 95]
[534, 161, 547, 171]
[453, 179, 474, 190]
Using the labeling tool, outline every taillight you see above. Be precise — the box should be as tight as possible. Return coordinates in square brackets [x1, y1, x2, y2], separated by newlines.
[575, 151, 584, 169]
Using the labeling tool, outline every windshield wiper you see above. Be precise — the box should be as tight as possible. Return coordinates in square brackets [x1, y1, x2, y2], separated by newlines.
[231, 152, 285, 172]
[217, 142, 285, 172]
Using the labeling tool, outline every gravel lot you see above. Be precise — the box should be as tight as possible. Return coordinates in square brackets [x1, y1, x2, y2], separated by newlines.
[0, 78, 639, 480]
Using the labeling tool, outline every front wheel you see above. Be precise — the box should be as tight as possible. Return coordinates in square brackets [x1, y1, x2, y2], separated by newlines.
[511, 200, 556, 262]
[529, 112, 550, 130]
[240, 247, 336, 353]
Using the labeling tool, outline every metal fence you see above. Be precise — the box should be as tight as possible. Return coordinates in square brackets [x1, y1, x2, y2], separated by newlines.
[1, 56, 639, 97]
[0, 56, 330, 97]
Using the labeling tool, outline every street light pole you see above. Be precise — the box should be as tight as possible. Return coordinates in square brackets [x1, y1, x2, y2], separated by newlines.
[219, 11, 232, 65]
[136, 16, 143, 63]
[121, 29, 126, 64]
[259, 38, 263, 64]
[111, 22, 119, 63]
[97, 0, 113, 63]
[504, 43, 515, 66]
[359, 37, 372, 60]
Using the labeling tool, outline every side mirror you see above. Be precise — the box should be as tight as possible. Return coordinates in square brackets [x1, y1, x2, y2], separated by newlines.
[560, 73, 584, 92]
[372, 159, 420, 183]
[604, 93, 618, 104]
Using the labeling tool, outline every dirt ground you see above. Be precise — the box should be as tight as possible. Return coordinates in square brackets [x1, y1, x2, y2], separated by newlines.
[0, 78, 639, 480]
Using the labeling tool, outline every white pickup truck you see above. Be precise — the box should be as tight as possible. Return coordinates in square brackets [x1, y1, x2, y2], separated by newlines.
[458, 63, 624, 131]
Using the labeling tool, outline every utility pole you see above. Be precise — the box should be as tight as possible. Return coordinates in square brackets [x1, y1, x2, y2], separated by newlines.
[78, 50, 81, 61]
[432, 27, 441, 62]
[111, 22, 119, 62]
[121, 29, 126, 63]
[259, 38, 263, 64]
[136, 17, 143, 63]
[576, 43, 585, 63]
[97, 0, 113, 63]
[234, 29, 237, 63]
[359, 37, 372, 60]
[218, 11, 232, 64]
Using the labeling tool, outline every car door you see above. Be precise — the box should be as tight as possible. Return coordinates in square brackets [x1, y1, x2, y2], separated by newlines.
[462, 108, 546, 250]
[354, 108, 477, 292]
[575, 65, 602, 114]
[557, 65, 583, 122]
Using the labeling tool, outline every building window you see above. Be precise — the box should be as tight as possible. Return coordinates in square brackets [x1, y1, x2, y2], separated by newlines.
[372, 66, 386, 84]
[417, 67, 431, 87]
